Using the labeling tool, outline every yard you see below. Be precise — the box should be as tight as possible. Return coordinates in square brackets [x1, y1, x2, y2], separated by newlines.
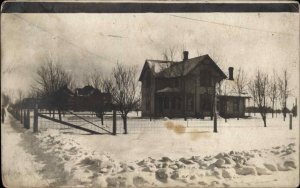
[2, 113, 299, 187]
[3, 111, 298, 187]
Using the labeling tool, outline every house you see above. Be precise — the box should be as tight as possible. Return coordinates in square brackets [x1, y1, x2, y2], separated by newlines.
[75, 85, 101, 96]
[139, 51, 250, 118]
[73, 85, 112, 112]
[139, 51, 227, 118]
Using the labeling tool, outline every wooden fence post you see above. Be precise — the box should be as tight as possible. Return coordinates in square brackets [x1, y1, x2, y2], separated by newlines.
[20, 108, 23, 123]
[34, 104, 38, 133]
[289, 113, 292, 130]
[24, 110, 27, 128]
[23, 109, 26, 128]
[26, 109, 30, 129]
[113, 110, 117, 135]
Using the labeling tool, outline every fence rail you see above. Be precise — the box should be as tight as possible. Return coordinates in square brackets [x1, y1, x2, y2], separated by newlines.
[8, 106, 295, 135]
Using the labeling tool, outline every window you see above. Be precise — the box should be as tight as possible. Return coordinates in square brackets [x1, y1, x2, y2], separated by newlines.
[146, 99, 150, 111]
[177, 97, 181, 110]
[164, 96, 169, 109]
[233, 99, 238, 112]
[174, 79, 179, 87]
[200, 94, 212, 111]
[200, 70, 212, 87]
[186, 94, 194, 111]
[146, 73, 151, 88]
[171, 97, 176, 109]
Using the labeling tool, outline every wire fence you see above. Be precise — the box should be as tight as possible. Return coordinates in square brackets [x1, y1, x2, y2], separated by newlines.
[9, 107, 296, 135]
[35, 111, 228, 134]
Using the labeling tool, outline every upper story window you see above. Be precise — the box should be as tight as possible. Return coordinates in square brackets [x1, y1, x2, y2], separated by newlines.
[174, 79, 179, 88]
[200, 70, 212, 87]
[146, 73, 151, 88]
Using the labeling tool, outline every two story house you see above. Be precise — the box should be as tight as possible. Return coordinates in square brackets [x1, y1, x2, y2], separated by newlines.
[138, 51, 227, 118]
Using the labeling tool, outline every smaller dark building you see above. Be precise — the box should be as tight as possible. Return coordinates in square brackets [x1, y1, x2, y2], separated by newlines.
[218, 79, 250, 118]
[75, 85, 101, 96]
[73, 85, 112, 112]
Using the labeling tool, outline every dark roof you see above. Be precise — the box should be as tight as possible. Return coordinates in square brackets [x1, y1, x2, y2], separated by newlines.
[76, 85, 101, 96]
[138, 54, 227, 81]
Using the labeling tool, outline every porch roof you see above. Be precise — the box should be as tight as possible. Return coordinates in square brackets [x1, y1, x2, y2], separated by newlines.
[156, 87, 180, 93]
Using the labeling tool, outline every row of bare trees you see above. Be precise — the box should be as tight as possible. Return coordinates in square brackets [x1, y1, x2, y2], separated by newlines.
[246, 69, 291, 127]
[4, 50, 294, 131]
[27, 54, 140, 133]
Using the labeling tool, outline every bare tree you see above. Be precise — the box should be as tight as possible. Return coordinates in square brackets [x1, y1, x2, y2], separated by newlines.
[17, 89, 24, 104]
[233, 67, 248, 120]
[1, 92, 11, 107]
[101, 75, 114, 93]
[84, 70, 102, 90]
[277, 69, 290, 121]
[268, 70, 279, 118]
[111, 63, 140, 134]
[248, 70, 269, 127]
[162, 46, 178, 61]
[33, 56, 73, 120]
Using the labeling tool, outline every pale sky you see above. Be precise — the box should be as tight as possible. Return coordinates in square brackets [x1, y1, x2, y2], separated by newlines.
[1, 12, 299, 105]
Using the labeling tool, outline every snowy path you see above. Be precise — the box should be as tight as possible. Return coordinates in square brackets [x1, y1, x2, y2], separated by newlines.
[1, 113, 49, 187]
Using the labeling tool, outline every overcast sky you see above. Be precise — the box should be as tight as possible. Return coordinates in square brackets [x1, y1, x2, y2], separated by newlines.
[1, 12, 299, 104]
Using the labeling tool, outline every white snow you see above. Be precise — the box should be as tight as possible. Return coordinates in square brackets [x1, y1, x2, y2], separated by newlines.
[1, 113, 49, 187]
[2, 112, 299, 187]
[64, 115, 299, 162]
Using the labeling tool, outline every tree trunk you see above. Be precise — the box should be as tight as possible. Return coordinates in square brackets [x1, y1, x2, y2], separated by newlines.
[58, 109, 62, 121]
[263, 115, 267, 127]
[237, 97, 240, 120]
[122, 115, 128, 134]
[101, 113, 104, 125]
[272, 101, 274, 118]
[213, 81, 217, 133]
[283, 106, 286, 121]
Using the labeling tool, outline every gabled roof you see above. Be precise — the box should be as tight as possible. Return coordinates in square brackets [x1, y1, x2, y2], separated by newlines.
[138, 54, 227, 81]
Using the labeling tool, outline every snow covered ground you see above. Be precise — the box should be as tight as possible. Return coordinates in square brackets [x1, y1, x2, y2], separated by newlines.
[1, 112, 299, 187]
[1, 113, 49, 187]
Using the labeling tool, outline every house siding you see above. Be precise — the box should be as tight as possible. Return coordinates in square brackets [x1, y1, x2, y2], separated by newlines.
[139, 56, 247, 118]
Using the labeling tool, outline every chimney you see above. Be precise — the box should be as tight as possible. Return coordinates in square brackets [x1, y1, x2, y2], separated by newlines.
[183, 51, 189, 61]
[228, 67, 234, 80]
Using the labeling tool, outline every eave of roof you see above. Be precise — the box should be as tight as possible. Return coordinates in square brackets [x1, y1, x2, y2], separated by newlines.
[139, 54, 227, 81]
[156, 87, 180, 93]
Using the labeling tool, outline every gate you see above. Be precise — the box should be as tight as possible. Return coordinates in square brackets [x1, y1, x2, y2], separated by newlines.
[37, 110, 117, 135]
